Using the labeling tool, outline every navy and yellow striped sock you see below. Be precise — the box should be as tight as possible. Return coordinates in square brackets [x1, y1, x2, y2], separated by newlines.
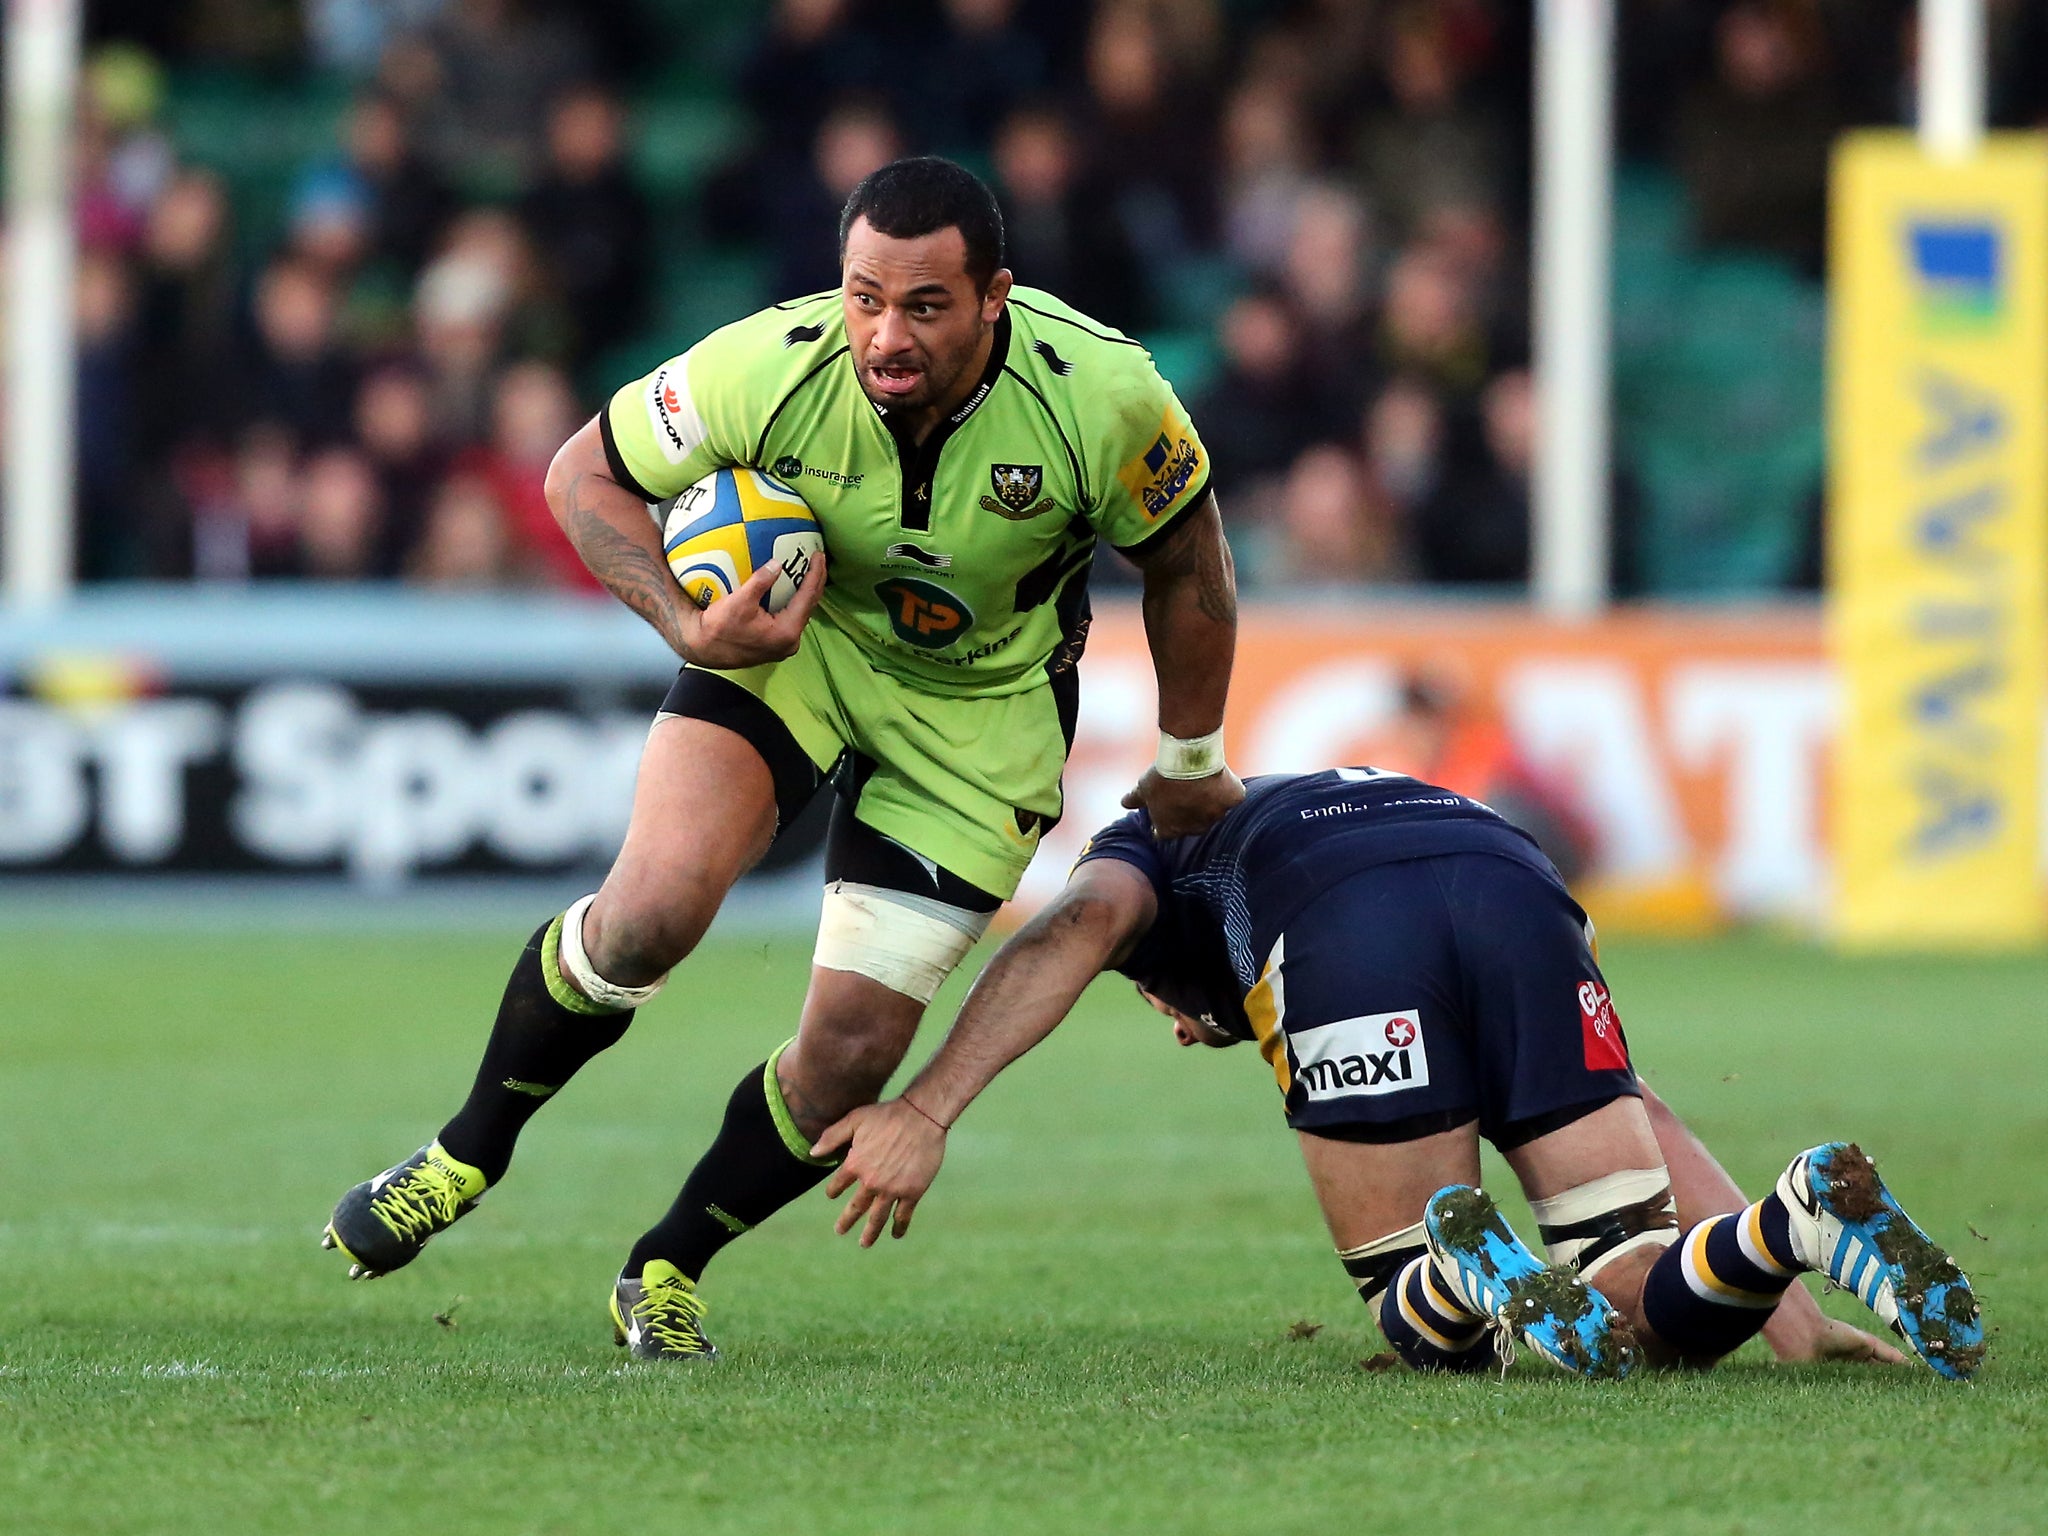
[1640, 1193, 1801, 1361]
[1378, 1255, 1492, 1373]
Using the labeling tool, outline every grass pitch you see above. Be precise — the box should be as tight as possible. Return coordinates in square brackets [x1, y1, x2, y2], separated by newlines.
[4, 921, 2044, 1534]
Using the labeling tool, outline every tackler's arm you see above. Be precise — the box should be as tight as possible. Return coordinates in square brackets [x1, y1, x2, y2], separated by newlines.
[814, 860, 1158, 1244]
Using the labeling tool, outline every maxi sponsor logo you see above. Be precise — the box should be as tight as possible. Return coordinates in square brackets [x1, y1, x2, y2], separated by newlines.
[1288, 1009, 1430, 1102]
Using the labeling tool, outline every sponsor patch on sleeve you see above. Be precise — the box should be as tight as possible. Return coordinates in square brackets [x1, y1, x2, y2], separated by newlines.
[644, 353, 708, 465]
[1287, 1009, 1430, 1103]
[1578, 981, 1630, 1072]
[1114, 410, 1203, 523]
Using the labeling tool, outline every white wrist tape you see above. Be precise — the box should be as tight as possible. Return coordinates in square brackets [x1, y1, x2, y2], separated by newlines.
[1155, 728, 1225, 780]
[1527, 1167, 1678, 1276]
[813, 881, 992, 1004]
[557, 893, 669, 1011]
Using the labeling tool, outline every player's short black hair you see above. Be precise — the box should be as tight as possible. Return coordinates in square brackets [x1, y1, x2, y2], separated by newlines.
[838, 156, 1007, 292]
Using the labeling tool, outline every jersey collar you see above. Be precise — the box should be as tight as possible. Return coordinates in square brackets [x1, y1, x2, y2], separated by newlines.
[871, 308, 1012, 435]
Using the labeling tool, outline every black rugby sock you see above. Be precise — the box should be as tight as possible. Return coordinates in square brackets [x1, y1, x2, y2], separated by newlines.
[436, 916, 634, 1184]
[625, 1049, 837, 1281]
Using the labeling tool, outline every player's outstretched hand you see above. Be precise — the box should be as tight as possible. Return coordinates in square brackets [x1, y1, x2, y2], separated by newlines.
[680, 551, 827, 670]
[813, 1099, 947, 1248]
[1775, 1315, 1909, 1367]
[1759, 1271, 1908, 1364]
[1123, 765, 1246, 840]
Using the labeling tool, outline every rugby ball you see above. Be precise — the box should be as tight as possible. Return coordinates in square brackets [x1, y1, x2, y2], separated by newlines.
[661, 467, 824, 613]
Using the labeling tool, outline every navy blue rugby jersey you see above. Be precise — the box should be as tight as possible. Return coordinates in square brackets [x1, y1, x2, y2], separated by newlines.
[1072, 768, 1558, 1041]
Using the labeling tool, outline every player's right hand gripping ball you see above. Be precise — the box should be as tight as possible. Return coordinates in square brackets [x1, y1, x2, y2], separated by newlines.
[662, 467, 825, 613]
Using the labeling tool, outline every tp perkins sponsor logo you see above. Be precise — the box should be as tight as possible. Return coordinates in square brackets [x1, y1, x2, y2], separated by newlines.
[1290, 1009, 1429, 1101]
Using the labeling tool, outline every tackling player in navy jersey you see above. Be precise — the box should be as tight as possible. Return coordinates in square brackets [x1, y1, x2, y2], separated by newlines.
[818, 770, 1984, 1381]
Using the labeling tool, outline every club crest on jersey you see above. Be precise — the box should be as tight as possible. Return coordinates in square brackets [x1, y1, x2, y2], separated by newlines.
[981, 463, 1054, 521]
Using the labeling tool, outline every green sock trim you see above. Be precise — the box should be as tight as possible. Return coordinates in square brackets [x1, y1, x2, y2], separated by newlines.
[706, 1204, 753, 1235]
[764, 1041, 838, 1167]
[540, 913, 616, 1018]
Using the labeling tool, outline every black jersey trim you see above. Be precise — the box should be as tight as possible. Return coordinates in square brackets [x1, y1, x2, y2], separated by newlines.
[751, 346, 853, 465]
[882, 310, 1012, 534]
[598, 410, 659, 504]
[1007, 297, 1146, 350]
[773, 289, 840, 312]
[1000, 365, 1086, 504]
[1112, 476, 1214, 558]
[659, 668, 823, 831]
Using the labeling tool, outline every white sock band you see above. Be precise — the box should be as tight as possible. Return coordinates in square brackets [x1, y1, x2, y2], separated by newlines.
[557, 893, 668, 1011]
[813, 881, 991, 1004]
[1528, 1167, 1679, 1276]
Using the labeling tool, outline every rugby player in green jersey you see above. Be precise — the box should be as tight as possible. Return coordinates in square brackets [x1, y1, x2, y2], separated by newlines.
[322, 157, 1245, 1359]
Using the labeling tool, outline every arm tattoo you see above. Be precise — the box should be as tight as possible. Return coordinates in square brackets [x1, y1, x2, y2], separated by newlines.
[563, 473, 691, 658]
[1140, 500, 1237, 627]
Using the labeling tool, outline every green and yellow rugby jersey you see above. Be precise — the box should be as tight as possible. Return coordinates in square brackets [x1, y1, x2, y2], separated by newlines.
[599, 285, 1209, 699]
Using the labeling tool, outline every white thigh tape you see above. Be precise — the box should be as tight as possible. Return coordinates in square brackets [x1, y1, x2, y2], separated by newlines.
[558, 893, 668, 1011]
[1337, 1222, 1428, 1264]
[1528, 1166, 1678, 1274]
[813, 881, 992, 1004]
[1336, 1221, 1429, 1307]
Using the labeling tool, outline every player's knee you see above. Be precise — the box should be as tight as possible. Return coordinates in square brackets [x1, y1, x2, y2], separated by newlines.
[812, 880, 992, 1004]
[581, 892, 712, 989]
[793, 1017, 911, 1107]
[563, 894, 689, 1002]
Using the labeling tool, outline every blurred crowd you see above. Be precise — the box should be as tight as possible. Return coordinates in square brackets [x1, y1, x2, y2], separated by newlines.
[48, 0, 2048, 592]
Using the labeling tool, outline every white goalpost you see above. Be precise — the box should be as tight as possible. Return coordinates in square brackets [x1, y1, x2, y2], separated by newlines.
[1531, 0, 1615, 620]
[4, 0, 82, 608]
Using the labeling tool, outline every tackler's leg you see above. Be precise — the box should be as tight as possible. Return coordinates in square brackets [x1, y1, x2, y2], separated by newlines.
[1632, 1141, 1984, 1380]
[1299, 1125, 1501, 1376]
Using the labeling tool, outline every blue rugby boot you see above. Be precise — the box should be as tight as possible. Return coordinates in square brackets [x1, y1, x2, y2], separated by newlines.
[1423, 1185, 1639, 1380]
[1777, 1142, 1984, 1381]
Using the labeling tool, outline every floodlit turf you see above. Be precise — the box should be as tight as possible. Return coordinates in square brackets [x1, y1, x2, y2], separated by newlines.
[4, 922, 2044, 1534]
